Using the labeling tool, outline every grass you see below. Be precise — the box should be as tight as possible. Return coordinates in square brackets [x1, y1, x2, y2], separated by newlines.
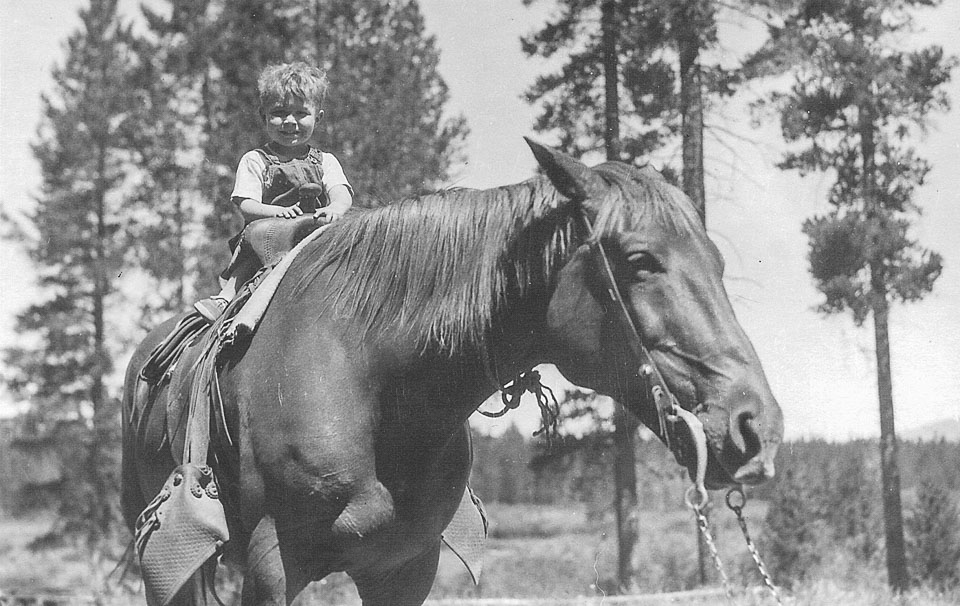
[2, 504, 958, 606]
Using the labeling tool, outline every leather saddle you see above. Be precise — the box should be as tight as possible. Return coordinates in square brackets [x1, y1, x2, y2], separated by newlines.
[133, 215, 323, 455]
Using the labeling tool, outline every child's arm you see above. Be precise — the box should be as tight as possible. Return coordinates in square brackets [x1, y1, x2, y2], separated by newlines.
[314, 184, 353, 224]
[232, 152, 304, 222]
[234, 197, 304, 223]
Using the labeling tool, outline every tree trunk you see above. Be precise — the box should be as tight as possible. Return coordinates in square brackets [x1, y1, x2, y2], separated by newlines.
[678, 15, 705, 223]
[601, 0, 638, 591]
[861, 102, 908, 592]
[873, 281, 908, 591]
[613, 403, 640, 593]
[601, 0, 620, 161]
[677, 8, 709, 582]
[90, 131, 112, 543]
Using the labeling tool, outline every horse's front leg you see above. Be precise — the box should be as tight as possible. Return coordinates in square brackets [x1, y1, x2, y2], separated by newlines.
[240, 516, 310, 606]
[352, 543, 441, 606]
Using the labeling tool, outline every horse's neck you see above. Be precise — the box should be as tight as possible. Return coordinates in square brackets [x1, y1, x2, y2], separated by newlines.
[388, 314, 545, 441]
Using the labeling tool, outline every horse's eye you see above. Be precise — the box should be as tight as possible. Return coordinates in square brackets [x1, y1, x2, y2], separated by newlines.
[626, 251, 663, 277]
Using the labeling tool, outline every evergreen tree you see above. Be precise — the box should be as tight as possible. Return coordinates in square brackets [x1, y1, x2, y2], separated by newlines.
[762, 467, 826, 586]
[3, 0, 141, 547]
[745, 0, 956, 591]
[821, 443, 882, 561]
[522, 0, 676, 164]
[521, 0, 741, 217]
[906, 479, 960, 589]
[126, 4, 213, 321]
[469, 425, 537, 503]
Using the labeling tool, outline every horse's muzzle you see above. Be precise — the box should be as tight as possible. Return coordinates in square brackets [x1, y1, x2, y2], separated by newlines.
[698, 384, 783, 487]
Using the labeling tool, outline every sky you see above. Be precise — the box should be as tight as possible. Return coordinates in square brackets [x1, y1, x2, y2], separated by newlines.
[1, 1, 958, 442]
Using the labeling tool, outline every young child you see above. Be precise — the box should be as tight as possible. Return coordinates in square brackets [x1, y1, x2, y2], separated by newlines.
[194, 62, 353, 321]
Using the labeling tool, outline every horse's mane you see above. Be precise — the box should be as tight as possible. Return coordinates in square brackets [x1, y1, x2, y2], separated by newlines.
[292, 162, 701, 355]
[590, 162, 704, 237]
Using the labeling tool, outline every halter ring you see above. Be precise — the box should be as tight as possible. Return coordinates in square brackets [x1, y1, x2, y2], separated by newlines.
[685, 484, 710, 511]
[726, 486, 746, 512]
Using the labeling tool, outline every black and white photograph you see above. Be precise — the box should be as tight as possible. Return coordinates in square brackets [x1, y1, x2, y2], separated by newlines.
[1, 1, 958, 604]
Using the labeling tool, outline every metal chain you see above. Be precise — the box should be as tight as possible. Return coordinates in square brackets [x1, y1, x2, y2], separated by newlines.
[686, 487, 734, 602]
[726, 487, 783, 606]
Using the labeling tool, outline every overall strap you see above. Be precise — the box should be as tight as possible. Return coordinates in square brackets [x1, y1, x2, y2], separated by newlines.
[306, 146, 325, 166]
[256, 144, 324, 165]
[255, 145, 281, 165]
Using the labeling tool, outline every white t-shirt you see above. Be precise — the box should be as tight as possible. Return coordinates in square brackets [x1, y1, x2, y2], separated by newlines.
[230, 148, 353, 203]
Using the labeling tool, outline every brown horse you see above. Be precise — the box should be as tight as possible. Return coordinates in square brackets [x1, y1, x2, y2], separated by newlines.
[121, 140, 783, 605]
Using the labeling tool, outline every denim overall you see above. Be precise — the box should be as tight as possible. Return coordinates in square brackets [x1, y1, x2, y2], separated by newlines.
[258, 145, 327, 211]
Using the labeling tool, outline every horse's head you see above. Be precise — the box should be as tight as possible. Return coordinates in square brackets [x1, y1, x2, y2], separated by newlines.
[529, 140, 783, 488]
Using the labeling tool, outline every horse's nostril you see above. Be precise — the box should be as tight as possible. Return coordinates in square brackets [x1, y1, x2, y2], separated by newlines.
[733, 409, 762, 458]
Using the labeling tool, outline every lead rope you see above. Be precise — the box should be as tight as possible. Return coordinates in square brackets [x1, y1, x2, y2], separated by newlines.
[674, 409, 735, 603]
[688, 492, 734, 602]
[673, 409, 782, 605]
[726, 487, 783, 605]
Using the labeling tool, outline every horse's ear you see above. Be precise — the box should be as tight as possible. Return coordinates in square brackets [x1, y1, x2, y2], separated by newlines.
[524, 138, 606, 202]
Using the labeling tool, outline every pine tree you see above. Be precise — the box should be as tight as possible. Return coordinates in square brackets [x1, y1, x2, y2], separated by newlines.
[521, 0, 742, 217]
[822, 443, 882, 561]
[126, 3, 214, 321]
[906, 479, 960, 589]
[763, 467, 826, 586]
[522, 0, 675, 164]
[745, 0, 956, 591]
[3, 0, 141, 548]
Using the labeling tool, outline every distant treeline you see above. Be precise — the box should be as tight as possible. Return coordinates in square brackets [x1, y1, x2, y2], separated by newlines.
[468, 424, 960, 507]
[469, 425, 960, 588]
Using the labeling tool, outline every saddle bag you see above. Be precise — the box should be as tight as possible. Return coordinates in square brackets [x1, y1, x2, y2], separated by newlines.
[135, 464, 229, 606]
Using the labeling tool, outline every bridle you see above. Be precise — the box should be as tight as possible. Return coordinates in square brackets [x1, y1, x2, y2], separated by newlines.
[481, 202, 709, 498]
[578, 211, 708, 499]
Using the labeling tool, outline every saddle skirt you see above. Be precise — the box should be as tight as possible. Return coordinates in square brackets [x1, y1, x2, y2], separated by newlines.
[133, 308, 233, 460]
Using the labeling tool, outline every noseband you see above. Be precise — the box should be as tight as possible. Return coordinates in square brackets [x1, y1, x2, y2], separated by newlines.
[579, 213, 708, 495]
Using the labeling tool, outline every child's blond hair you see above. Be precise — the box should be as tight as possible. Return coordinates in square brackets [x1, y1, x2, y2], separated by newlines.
[258, 62, 329, 112]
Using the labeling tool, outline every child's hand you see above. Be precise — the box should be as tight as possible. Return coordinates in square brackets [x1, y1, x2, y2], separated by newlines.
[275, 205, 304, 219]
[314, 207, 345, 224]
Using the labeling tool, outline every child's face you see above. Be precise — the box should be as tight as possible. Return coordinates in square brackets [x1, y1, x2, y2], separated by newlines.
[261, 96, 321, 152]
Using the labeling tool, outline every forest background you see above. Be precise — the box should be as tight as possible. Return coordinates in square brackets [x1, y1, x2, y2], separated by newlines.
[1, 0, 959, 603]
